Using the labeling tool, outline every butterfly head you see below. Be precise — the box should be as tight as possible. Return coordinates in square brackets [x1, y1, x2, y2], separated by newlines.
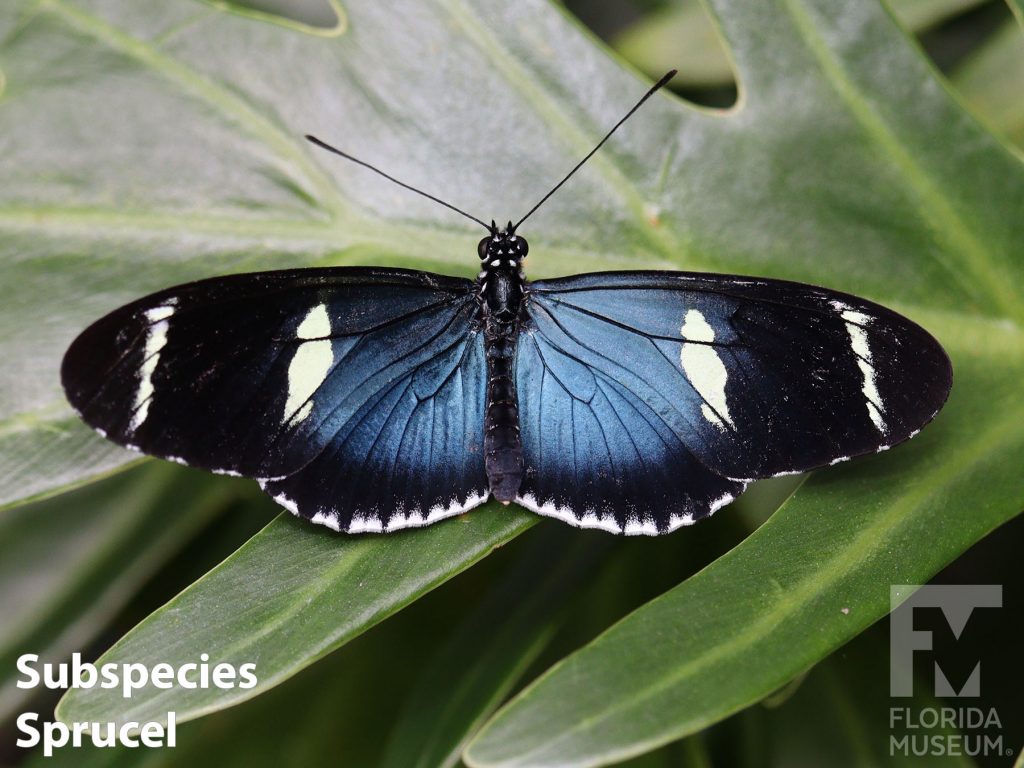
[478, 220, 529, 267]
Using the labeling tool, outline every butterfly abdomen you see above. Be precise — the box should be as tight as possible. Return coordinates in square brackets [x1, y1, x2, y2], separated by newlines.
[482, 266, 525, 502]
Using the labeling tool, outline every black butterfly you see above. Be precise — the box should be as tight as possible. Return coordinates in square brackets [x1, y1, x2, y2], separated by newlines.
[61, 71, 952, 536]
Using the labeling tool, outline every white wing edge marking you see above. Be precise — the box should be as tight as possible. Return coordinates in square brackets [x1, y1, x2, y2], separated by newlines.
[381, 491, 490, 532]
[679, 309, 735, 431]
[624, 517, 660, 536]
[515, 493, 623, 533]
[129, 300, 178, 434]
[258, 481, 490, 534]
[516, 489, 742, 536]
[831, 301, 886, 433]
[283, 304, 333, 426]
[347, 515, 384, 534]
[310, 511, 340, 531]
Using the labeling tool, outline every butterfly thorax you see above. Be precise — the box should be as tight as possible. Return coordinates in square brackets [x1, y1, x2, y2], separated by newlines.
[477, 227, 527, 305]
[477, 227, 527, 503]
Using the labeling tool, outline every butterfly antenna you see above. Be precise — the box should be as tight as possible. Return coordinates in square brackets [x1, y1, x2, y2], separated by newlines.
[512, 69, 677, 231]
[305, 135, 492, 231]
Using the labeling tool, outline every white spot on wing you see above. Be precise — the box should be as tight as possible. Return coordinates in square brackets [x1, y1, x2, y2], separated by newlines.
[145, 305, 175, 322]
[623, 517, 659, 536]
[348, 515, 384, 534]
[271, 491, 299, 515]
[832, 301, 886, 433]
[709, 491, 735, 514]
[668, 512, 695, 528]
[284, 304, 333, 425]
[768, 468, 804, 478]
[292, 401, 313, 424]
[679, 310, 735, 431]
[664, 492, 736, 530]
[311, 511, 341, 531]
[129, 301, 177, 434]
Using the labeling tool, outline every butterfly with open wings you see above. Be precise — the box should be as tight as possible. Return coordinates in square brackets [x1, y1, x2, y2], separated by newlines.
[62, 71, 952, 536]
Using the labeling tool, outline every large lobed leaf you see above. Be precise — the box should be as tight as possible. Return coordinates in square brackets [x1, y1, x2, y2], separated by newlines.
[951, 16, 1024, 145]
[2, 0, 1021, 508]
[56, 507, 534, 726]
[0, 0, 1021, 762]
[0, 464, 233, 722]
[614, 0, 990, 88]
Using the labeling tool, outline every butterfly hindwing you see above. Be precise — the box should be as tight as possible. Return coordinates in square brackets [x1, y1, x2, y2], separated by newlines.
[61, 267, 490, 530]
[515, 326, 747, 534]
[259, 317, 490, 533]
[515, 271, 951, 534]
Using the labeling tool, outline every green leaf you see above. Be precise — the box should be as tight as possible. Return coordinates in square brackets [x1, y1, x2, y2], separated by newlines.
[55, 506, 534, 726]
[760, 625, 978, 767]
[951, 18, 1024, 146]
[6, 0, 1019, 509]
[464, 342, 1024, 767]
[463, 0, 1024, 763]
[380, 530, 608, 768]
[32, 551, 500, 768]
[6, 0, 1015, 512]
[0, 0, 660, 509]
[614, 0, 989, 88]
[0, 464, 231, 722]
[615, 0, 737, 89]
[607, 739, 710, 768]
[3, 0, 1023, 757]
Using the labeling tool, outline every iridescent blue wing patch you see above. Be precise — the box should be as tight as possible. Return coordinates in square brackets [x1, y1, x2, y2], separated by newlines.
[515, 271, 951, 534]
[61, 267, 489, 532]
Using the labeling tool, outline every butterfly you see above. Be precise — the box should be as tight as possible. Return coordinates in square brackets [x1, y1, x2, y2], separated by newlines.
[61, 71, 952, 536]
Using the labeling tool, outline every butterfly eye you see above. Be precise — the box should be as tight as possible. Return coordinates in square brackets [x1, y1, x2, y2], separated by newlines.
[517, 237, 529, 258]
[478, 237, 490, 260]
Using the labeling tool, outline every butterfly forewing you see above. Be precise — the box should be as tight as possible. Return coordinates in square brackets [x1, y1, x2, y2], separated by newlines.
[62, 267, 491, 530]
[515, 271, 951, 533]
